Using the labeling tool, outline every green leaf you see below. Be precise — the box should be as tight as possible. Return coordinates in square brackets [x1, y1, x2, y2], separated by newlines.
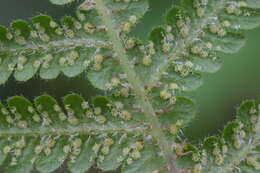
[202, 32, 246, 54]
[220, 9, 260, 30]
[97, 137, 135, 171]
[35, 138, 68, 173]
[68, 137, 99, 173]
[122, 145, 165, 173]
[5, 138, 37, 173]
[0, 54, 16, 84]
[0, 138, 8, 165]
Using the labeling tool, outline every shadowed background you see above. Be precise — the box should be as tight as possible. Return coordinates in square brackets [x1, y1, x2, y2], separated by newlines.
[0, 0, 259, 172]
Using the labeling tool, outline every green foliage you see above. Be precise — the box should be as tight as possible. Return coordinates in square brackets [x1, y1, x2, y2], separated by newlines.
[0, 0, 148, 85]
[176, 98, 260, 172]
[0, 0, 259, 173]
[0, 95, 258, 172]
[0, 94, 195, 173]
[136, 0, 260, 96]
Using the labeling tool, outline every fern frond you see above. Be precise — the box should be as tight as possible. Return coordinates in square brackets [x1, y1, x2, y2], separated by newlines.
[0, 0, 148, 85]
[1, 0, 260, 172]
[82, 0, 260, 109]
[132, 0, 260, 94]
[0, 94, 196, 173]
[174, 98, 260, 173]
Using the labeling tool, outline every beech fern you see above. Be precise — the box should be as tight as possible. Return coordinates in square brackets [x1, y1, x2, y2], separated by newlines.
[0, 0, 259, 173]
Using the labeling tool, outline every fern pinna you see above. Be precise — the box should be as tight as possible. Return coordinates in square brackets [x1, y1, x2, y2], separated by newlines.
[0, 0, 259, 173]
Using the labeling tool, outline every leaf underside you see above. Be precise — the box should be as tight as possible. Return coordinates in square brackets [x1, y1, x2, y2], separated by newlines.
[0, 0, 149, 86]
[0, 0, 259, 94]
[0, 93, 198, 173]
[0, 0, 260, 173]
[0, 94, 258, 173]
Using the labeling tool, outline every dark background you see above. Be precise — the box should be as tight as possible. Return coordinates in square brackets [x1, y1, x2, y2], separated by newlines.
[0, 0, 259, 172]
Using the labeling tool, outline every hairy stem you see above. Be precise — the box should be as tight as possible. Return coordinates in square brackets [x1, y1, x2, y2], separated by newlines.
[0, 123, 148, 137]
[94, 0, 178, 172]
[0, 37, 110, 55]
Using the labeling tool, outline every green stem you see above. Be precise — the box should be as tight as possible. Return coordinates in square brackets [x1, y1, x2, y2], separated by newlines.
[94, 0, 178, 172]
[0, 123, 148, 137]
[0, 37, 110, 54]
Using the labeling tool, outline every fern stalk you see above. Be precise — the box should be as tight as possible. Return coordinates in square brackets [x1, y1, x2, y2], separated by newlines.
[0, 124, 148, 137]
[0, 38, 110, 55]
[94, 0, 178, 172]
